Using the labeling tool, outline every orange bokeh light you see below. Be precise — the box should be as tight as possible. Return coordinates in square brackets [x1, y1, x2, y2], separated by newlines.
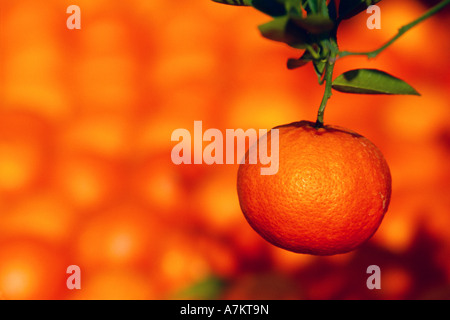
[0, 0, 450, 300]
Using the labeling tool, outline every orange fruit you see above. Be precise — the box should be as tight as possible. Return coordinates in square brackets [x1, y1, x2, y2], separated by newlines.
[237, 120, 392, 255]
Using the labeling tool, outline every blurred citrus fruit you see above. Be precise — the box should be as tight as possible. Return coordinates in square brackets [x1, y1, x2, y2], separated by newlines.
[0, 239, 66, 299]
[75, 204, 160, 268]
[70, 268, 156, 300]
[0, 191, 75, 244]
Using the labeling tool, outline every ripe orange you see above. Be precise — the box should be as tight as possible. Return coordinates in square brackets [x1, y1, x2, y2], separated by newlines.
[237, 121, 392, 255]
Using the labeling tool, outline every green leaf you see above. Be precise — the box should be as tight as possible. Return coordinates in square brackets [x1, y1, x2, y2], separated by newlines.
[258, 17, 308, 49]
[287, 50, 313, 69]
[211, 0, 252, 6]
[305, 0, 319, 14]
[300, 0, 308, 10]
[338, 0, 382, 20]
[290, 13, 334, 34]
[332, 69, 420, 95]
[258, 17, 290, 42]
[318, 0, 329, 17]
[285, 0, 302, 15]
[252, 0, 287, 17]
[327, 0, 337, 22]
[172, 276, 226, 300]
[313, 59, 326, 80]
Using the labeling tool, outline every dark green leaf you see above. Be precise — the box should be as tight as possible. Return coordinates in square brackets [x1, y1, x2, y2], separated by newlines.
[285, 0, 302, 15]
[258, 17, 308, 49]
[313, 59, 326, 80]
[252, 0, 287, 17]
[338, 0, 382, 20]
[212, 0, 252, 6]
[332, 69, 420, 95]
[287, 50, 313, 69]
[300, 0, 308, 10]
[305, 0, 319, 14]
[258, 17, 290, 42]
[287, 58, 311, 69]
[327, 0, 337, 21]
[173, 276, 225, 300]
[319, 0, 329, 17]
[290, 13, 334, 34]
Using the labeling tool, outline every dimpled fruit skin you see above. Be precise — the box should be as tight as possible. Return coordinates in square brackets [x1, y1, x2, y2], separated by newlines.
[237, 121, 392, 255]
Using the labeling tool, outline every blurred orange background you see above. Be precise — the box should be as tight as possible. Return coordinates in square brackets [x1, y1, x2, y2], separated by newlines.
[0, 0, 450, 299]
